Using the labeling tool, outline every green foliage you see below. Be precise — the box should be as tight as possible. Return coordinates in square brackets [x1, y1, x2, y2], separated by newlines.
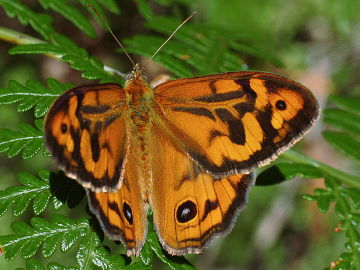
[256, 163, 323, 186]
[0, 0, 359, 269]
[124, 16, 283, 78]
[0, 120, 44, 159]
[0, 170, 63, 216]
[0, 215, 89, 260]
[0, 78, 71, 117]
[0, 0, 54, 39]
[323, 94, 360, 163]
[9, 34, 122, 83]
[16, 258, 77, 270]
[38, 0, 96, 38]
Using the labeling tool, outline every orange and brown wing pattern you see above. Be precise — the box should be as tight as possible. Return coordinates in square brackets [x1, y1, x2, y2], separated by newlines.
[154, 71, 319, 176]
[87, 153, 148, 256]
[149, 127, 254, 255]
[45, 83, 128, 192]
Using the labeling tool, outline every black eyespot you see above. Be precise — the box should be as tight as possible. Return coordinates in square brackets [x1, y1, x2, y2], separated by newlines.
[275, 100, 287, 110]
[123, 202, 133, 225]
[61, 123, 67, 133]
[176, 200, 197, 223]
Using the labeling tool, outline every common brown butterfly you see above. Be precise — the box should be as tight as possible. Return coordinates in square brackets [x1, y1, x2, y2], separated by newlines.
[44, 12, 319, 256]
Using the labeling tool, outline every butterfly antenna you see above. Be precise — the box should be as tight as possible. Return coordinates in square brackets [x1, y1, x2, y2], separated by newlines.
[141, 12, 197, 72]
[87, 4, 136, 67]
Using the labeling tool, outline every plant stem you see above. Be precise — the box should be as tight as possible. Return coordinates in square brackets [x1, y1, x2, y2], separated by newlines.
[0, 26, 124, 77]
[0, 26, 44, 45]
[282, 150, 360, 190]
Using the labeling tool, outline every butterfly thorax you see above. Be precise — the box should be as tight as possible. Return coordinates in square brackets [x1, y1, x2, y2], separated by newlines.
[125, 75, 155, 196]
[125, 76, 154, 127]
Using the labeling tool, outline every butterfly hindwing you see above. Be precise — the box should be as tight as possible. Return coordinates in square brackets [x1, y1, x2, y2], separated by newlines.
[45, 83, 128, 192]
[87, 152, 148, 256]
[149, 124, 255, 255]
[154, 71, 319, 176]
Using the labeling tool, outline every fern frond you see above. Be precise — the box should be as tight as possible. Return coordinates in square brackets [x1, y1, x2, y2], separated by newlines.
[0, 120, 44, 159]
[10, 34, 123, 83]
[311, 177, 360, 268]
[79, 0, 121, 15]
[0, 0, 54, 39]
[302, 188, 335, 212]
[124, 16, 282, 78]
[38, 0, 96, 39]
[0, 215, 89, 260]
[18, 258, 77, 270]
[76, 231, 127, 269]
[145, 231, 196, 270]
[323, 94, 360, 163]
[133, 0, 154, 20]
[0, 78, 71, 118]
[0, 170, 64, 216]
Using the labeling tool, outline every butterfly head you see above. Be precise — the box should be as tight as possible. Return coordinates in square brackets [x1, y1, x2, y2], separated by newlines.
[124, 63, 147, 82]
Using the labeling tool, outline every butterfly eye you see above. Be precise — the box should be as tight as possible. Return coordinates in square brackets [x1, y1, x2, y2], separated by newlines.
[123, 202, 133, 225]
[275, 100, 287, 110]
[140, 74, 147, 82]
[125, 72, 135, 81]
[176, 200, 197, 223]
[61, 123, 68, 134]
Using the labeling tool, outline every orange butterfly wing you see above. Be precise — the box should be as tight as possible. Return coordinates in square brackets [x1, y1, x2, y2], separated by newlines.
[45, 84, 128, 192]
[149, 126, 254, 255]
[154, 72, 319, 176]
[87, 150, 148, 256]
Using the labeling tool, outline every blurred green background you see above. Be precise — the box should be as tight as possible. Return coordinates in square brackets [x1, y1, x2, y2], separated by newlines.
[0, 0, 360, 269]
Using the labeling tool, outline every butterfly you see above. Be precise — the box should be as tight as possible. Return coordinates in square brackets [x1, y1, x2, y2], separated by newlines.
[44, 62, 319, 256]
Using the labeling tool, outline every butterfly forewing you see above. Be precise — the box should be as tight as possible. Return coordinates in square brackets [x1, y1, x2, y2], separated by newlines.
[45, 83, 128, 192]
[154, 72, 319, 176]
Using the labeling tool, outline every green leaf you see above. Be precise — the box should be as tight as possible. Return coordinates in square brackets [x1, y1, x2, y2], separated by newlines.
[256, 162, 323, 186]
[339, 186, 360, 209]
[230, 41, 284, 67]
[10, 35, 123, 83]
[17, 258, 78, 270]
[81, 0, 121, 14]
[125, 35, 195, 77]
[323, 131, 360, 163]
[146, 232, 196, 270]
[76, 232, 126, 269]
[0, 121, 43, 159]
[25, 258, 46, 270]
[124, 16, 255, 77]
[303, 188, 334, 212]
[324, 108, 360, 136]
[325, 177, 360, 267]
[133, 0, 154, 20]
[135, 16, 279, 76]
[0, 215, 89, 260]
[0, 0, 54, 39]
[0, 170, 58, 216]
[0, 78, 71, 117]
[140, 240, 154, 266]
[329, 94, 360, 114]
[39, 0, 96, 38]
